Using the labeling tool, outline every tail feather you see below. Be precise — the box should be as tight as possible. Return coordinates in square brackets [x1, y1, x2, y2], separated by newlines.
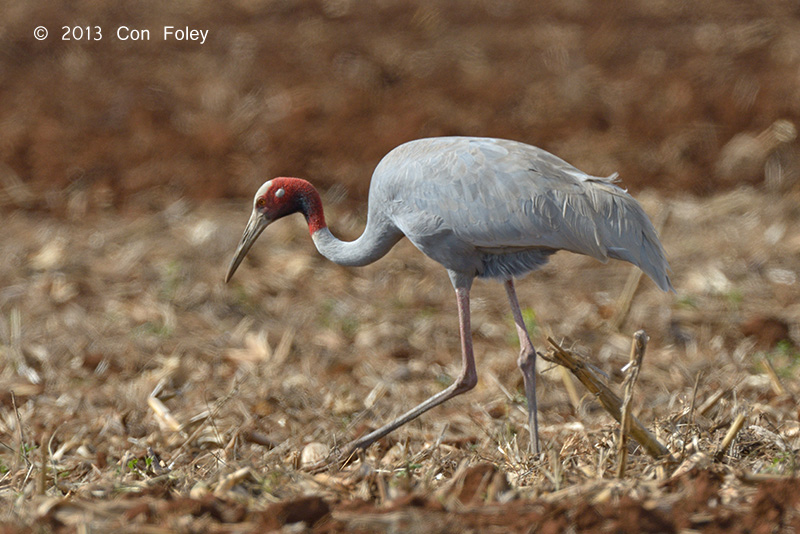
[589, 182, 674, 292]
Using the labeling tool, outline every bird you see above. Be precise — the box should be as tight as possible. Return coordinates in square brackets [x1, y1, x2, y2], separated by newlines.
[226, 136, 673, 458]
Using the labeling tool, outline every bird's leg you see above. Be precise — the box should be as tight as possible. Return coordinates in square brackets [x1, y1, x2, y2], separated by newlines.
[340, 286, 478, 461]
[504, 279, 541, 454]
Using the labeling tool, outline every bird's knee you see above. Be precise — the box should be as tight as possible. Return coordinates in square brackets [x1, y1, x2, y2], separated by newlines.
[517, 346, 536, 372]
[454, 370, 478, 393]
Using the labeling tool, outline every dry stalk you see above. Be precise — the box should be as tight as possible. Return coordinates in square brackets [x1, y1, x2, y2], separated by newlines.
[37, 433, 48, 496]
[689, 371, 702, 424]
[714, 412, 747, 461]
[11, 391, 31, 471]
[609, 265, 645, 332]
[559, 366, 581, 411]
[148, 396, 183, 433]
[373, 471, 389, 504]
[737, 471, 796, 485]
[541, 337, 673, 461]
[761, 358, 786, 396]
[667, 452, 712, 481]
[44, 430, 63, 495]
[273, 327, 296, 366]
[698, 389, 728, 417]
[616, 331, 648, 479]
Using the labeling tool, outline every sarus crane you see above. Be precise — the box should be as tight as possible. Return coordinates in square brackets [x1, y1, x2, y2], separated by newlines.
[226, 136, 673, 458]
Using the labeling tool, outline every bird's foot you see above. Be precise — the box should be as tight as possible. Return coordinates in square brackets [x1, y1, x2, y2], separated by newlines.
[334, 442, 364, 467]
[300, 442, 365, 474]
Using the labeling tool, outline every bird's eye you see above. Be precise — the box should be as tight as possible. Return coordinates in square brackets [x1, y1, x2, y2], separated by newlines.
[256, 197, 266, 209]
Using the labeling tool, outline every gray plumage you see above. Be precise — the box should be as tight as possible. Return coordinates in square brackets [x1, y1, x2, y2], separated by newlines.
[313, 136, 673, 292]
[227, 135, 673, 460]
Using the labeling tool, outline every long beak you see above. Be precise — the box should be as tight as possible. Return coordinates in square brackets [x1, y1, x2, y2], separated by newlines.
[225, 210, 270, 283]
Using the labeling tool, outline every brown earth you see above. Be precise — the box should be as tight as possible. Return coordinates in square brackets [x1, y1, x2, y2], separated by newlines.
[2, 0, 800, 210]
[1, 1, 800, 533]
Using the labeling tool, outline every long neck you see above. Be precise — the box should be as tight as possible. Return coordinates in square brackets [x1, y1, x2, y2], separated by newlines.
[303, 191, 403, 267]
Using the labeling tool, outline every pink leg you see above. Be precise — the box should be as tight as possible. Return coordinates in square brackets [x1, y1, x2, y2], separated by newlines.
[342, 286, 478, 459]
[504, 279, 540, 454]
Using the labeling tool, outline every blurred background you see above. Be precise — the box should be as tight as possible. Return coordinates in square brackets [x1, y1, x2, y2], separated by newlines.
[2, 0, 799, 213]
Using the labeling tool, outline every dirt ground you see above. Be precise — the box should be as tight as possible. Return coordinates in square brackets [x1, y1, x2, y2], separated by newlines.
[2, 1, 800, 532]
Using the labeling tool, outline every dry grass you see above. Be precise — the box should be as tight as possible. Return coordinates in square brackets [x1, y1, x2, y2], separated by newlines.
[1, 185, 799, 531]
[3, 0, 800, 530]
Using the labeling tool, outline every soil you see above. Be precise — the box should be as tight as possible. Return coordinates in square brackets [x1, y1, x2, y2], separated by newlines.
[1, 1, 800, 532]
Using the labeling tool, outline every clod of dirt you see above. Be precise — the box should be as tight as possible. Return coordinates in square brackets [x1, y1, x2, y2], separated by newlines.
[740, 315, 793, 349]
[746, 479, 800, 534]
[259, 496, 330, 530]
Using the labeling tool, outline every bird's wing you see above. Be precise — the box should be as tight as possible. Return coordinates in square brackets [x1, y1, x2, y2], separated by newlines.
[379, 137, 673, 291]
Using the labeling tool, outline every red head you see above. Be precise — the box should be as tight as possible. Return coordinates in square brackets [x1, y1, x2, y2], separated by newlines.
[225, 177, 326, 282]
[251, 178, 323, 230]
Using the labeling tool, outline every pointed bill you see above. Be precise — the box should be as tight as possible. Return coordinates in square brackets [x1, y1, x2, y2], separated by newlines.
[225, 210, 270, 282]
